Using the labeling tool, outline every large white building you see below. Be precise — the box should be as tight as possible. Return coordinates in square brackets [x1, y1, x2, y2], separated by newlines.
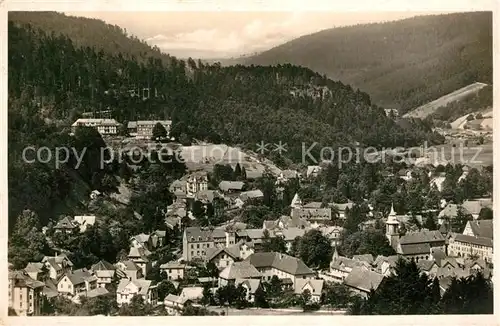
[127, 120, 172, 139]
[71, 118, 121, 135]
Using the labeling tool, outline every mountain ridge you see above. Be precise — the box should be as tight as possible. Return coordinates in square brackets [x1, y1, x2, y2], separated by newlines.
[242, 12, 493, 113]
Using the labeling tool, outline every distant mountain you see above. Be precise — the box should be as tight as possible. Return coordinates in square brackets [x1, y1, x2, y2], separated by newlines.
[243, 12, 493, 113]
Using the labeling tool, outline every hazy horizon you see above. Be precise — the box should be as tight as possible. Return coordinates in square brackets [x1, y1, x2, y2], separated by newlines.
[63, 11, 450, 59]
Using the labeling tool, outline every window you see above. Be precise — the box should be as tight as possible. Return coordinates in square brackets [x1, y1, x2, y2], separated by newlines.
[197, 244, 200, 249]
[191, 244, 194, 249]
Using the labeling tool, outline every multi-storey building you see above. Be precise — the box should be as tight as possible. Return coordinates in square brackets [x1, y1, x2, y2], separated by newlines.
[71, 118, 121, 135]
[127, 120, 172, 139]
[8, 271, 45, 316]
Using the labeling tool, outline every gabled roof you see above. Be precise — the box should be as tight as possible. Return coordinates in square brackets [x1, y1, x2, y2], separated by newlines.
[279, 227, 307, 241]
[452, 233, 493, 247]
[240, 190, 264, 201]
[218, 181, 245, 192]
[235, 278, 261, 294]
[399, 230, 445, 245]
[25, 262, 44, 273]
[91, 260, 115, 272]
[352, 254, 375, 265]
[291, 207, 332, 220]
[206, 246, 241, 262]
[9, 271, 45, 289]
[400, 243, 431, 255]
[54, 216, 78, 229]
[303, 202, 322, 209]
[294, 279, 324, 295]
[343, 267, 385, 293]
[85, 287, 110, 298]
[417, 260, 438, 271]
[245, 252, 315, 276]
[117, 279, 152, 296]
[179, 286, 204, 301]
[219, 262, 262, 280]
[160, 262, 186, 270]
[62, 268, 97, 286]
[465, 220, 493, 239]
[115, 260, 141, 272]
[128, 247, 151, 261]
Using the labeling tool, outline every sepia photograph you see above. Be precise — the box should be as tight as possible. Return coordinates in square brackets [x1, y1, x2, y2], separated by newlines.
[4, 4, 495, 319]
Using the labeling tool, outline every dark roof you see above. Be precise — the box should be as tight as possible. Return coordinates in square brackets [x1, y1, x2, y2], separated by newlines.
[63, 269, 96, 285]
[291, 207, 332, 220]
[54, 216, 78, 229]
[344, 268, 385, 292]
[185, 227, 215, 242]
[9, 271, 45, 289]
[453, 234, 493, 247]
[245, 252, 315, 276]
[399, 230, 445, 245]
[206, 246, 241, 261]
[219, 181, 245, 192]
[417, 260, 437, 271]
[400, 243, 431, 255]
[352, 254, 374, 265]
[91, 260, 115, 271]
[467, 220, 493, 239]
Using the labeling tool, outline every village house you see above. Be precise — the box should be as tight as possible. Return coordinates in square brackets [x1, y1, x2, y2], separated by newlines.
[397, 230, 446, 261]
[127, 120, 172, 138]
[447, 233, 493, 262]
[329, 202, 354, 219]
[71, 118, 121, 135]
[244, 252, 316, 285]
[273, 227, 307, 252]
[53, 216, 79, 234]
[374, 255, 401, 276]
[186, 171, 209, 195]
[72, 287, 110, 305]
[235, 278, 262, 303]
[73, 215, 96, 233]
[90, 260, 116, 288]
[343, 267, 385, 299]
[41, 254, 74, 280]
[115, 260, 143, 281]
[116, 279, 157, 306]
[239, 189, 264, 202]
[218, 261, 262, 287]
[57, 268, 98, 297]
[24, 262, 47, 281]
[206, 246, 242, 269]
[130, 233, 153, 251]
[327, 249, 372, 283]
[462, 220, 493, 239]
[128, 247, 152, 278]
[438, 203, 471, 225]
[294, 279, 324, 303]
[461, 199, 493, 220]
[8, 270, 45, 316]
[164, 294, 191, 315]
[218, 181, 246, 193]
[159, 262, 187, 281]
[263, 215, 310, 231]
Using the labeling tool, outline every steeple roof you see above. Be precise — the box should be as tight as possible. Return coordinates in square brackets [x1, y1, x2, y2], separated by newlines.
[386, 203, 399, 225]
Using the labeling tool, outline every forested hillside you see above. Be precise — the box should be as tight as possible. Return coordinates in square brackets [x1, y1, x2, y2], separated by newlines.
[243, 12, 492, 113]
[8, 19, 443, 232]
[9, 11, 172, 65]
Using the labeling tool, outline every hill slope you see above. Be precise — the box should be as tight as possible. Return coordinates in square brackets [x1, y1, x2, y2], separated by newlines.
[404, 82, 489, 119]
[8, 11, 173, 65]
[243, 12, 492, 113]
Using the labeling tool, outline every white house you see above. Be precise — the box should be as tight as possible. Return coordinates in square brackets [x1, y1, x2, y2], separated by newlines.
[41, 254, 74, 280]
[71, 118, 121, 135]
[57, 269, 98, 297]
[90, 260, 116, 288]
[73, 215, 96, 233]
[294, 279, 324, 303]
[159, 262, 186, 281]
[116, 279, 157, 306]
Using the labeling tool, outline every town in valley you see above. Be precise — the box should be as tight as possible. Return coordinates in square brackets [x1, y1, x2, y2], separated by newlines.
[7, 11, 493, 316]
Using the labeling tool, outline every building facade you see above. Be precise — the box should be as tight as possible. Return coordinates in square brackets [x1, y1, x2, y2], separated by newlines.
[71, 118, 121, 135]
[8, 271, 45, 316]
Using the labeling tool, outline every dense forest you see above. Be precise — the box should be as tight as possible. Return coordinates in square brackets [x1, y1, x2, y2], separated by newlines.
[242, 12, 493, 113]
[428, 85, 493, 122]
[9, 11, 172, 66]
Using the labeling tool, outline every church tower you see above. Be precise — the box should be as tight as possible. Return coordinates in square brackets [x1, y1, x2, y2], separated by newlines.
[386, 203, 400, 250]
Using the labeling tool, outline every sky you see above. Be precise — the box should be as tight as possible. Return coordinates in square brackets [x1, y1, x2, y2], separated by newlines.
[64, 11, 440, 59]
